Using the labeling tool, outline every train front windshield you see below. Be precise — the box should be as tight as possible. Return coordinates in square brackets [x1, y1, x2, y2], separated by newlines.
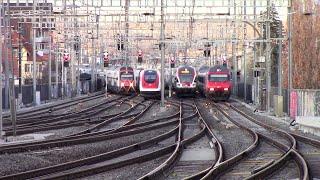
[178, 68, 195, 83]
[208, 74, 229, 82]
[120, 73, 134, 80]
[144, 70, 157, 83]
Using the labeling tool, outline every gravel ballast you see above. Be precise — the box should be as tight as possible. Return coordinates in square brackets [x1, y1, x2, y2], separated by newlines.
[0, 125, 177, 176]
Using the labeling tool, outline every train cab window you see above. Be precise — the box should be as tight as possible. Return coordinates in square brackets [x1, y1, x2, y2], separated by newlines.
[120, 73, 134, 80]
[208, 74, 229, 82]
[179, 74, 194, 83]
[144, 70, 157, 83]
[178, 68, 195, 83]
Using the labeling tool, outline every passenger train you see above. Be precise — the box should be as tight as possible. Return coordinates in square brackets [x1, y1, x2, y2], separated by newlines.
[197, 65, 232, 101]
[173, 65, 197, 96]
[138, 69, 161, 97]
[106, 66, 136, 94]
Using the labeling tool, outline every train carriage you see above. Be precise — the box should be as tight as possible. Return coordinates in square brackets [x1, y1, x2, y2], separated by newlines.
[106, 66, 136, 94]
[139, 69, 161, 97]
[197, 65, 232, 101]
[173, 65, 197, 96]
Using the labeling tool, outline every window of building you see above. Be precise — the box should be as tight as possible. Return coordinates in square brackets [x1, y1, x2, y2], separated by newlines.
[25, 64, 30, 73]
[13, 49, 18, 58]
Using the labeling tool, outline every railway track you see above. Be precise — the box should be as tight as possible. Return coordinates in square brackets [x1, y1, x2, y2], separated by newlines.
[165, 101, 215, 179]
[1, 96, 319, 179]
[208, 102, 308, 180]
[0, 100, 182, 179]
[2, 96, 129, 136]
[139, 100, 223, 180]
[0, 98, 155, 153]
[2, 91, 106, 121]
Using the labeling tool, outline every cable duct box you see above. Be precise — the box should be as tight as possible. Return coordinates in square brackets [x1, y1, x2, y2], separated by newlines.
[274, 95, 283, 117]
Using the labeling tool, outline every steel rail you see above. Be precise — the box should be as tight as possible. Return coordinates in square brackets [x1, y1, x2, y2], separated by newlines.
[0, 125, 180, 180]
[227, 103, 309, 180]
[3, 95, 125, 131]
[2, 91, 105, 119]
[201, 102, 259, 179]
[0, 101, 180, 154]
[0, 119, 179, 155]
[184, 101, 224, 180]
[138, 101, 183, 180]
[71, 98, 149, 135]
[43, 122, 206, 180]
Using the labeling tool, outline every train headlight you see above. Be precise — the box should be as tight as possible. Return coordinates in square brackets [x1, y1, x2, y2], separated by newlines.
[224, 87, 229, 91]
[210, 88, 215, 91]
[191, 83, 196, 87]
[177, 83, 181, 87]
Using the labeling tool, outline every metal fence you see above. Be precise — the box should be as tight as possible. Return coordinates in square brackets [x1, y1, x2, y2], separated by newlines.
[2, 80, 95, 109]
[235, 86, 320, 117]
[236, 83, 253, 103]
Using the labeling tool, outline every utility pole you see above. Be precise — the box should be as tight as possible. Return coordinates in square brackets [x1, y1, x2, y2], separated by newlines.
[9, 78, 16, 137]
[32, 0, 37, 105]
[18, 19, 22, 106]
[124, 0, 129, 66]
[232, 2, 237, 96]
[253, 0, 258, 105]
[48, 31, 52, 100]
[288, 0, 293, 116]
[266, 0, 271, 112]
[243, 0, 247, 101]
[160, 0, 165, 107]
[0, 0, 3, 139]
[55, 42, 59, 98]
[278, 38, 282, 96]
[4, 3, 10, 109]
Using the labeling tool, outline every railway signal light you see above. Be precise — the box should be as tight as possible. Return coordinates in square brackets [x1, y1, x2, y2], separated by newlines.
[117, 35, 124, 51]
[103, 52, 109, 67]
[117, 43, 124, 51]
[63, 52, 70, 67]
[170, 56, 175, 68]
[204, 49, 211, 57]
[204, 43, 211, 57]
[159, 43, 166, 50]
[223, 60, 227, 67]
[138, 50, 143, 63]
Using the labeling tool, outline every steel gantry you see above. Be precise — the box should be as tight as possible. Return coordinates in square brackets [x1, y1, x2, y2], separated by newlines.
[1, 0, 290, 114]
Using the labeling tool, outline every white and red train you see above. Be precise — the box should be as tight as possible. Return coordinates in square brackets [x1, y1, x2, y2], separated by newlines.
[104, 64, 232, 100]
[173, 65, 197, 96]
[197, 65, 232, 101]
[106, 66, 136, 94]
[138, 69, 161, 97]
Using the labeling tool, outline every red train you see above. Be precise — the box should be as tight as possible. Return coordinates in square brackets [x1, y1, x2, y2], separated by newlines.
[197, 65, 232, 101]
[106, 66, 136, 94]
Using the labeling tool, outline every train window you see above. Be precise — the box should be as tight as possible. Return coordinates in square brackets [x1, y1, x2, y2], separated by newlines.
[208, 74, 229, 82]
[178, 68, 195, 83]
[179, 74, 194, 83]
[144, 70, 157, 83]
[120, 73, 134, 80]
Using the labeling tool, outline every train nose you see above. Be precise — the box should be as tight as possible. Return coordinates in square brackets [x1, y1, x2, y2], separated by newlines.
[182, 82, 191, 86]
